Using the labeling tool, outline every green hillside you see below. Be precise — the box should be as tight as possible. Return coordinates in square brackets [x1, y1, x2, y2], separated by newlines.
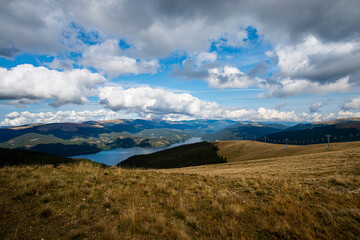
[0, 119, 234, 156]
[0, 147, 104, 167]
[202, 122, 286, 141]
[119, 142, 226, 169]
[261, 120, 360, 145]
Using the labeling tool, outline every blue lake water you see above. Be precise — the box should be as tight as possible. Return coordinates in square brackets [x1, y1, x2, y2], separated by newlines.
[71, 137, 203, 166]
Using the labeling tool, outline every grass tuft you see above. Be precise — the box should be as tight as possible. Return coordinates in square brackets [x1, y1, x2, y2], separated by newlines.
[1, 142, 360, 239]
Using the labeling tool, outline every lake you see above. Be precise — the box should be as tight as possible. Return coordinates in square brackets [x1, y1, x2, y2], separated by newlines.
[71, 137, 203, 166]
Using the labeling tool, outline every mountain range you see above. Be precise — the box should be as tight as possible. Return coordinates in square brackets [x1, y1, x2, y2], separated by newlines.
[0, 119, 235, 156]
[205, 118, 360, 145]
[1, 117, 360, 156]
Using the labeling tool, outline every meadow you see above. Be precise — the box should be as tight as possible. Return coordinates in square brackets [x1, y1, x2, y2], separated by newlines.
[0, 141, 359, 239]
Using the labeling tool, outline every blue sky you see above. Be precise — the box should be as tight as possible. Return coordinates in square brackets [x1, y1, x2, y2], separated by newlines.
[1, 0, 360, 126]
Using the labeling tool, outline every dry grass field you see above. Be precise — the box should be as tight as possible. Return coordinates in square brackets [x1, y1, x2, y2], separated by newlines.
[215, 140, 360, 163]
[1, 141, 359, 239]
[160, 141, 360, 179]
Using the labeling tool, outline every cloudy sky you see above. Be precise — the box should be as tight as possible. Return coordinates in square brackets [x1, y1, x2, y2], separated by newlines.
[1, 0, 360, 126]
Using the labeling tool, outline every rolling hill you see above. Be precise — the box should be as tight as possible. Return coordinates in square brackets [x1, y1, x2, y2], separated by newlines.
[203, 118, 360, 147]
[118, 141, 226, 169]
[202, 122, 287, 141]
[260, 118, 360, 145]
[1, 141, 359, 239]
[0, 147, 104, 167]
[0, 119, 235, 156]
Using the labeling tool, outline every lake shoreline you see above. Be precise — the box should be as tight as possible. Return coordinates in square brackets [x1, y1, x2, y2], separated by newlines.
[71, 137, 203, 166]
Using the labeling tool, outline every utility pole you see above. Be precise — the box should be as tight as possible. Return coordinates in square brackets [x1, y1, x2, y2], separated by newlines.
[325, 134, 331, 149]
[264, 136, 267, 143]
[285, 138, 288, 151]
[254, 135, 256, 141]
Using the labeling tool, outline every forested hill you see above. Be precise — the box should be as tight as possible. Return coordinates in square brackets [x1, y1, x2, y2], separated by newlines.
[0, 147, 104, 167]
[202, 122, 287, 141]
[0, 119, 236, 156]
[260, 120, 360, 145]
[118, 142, 226, 169]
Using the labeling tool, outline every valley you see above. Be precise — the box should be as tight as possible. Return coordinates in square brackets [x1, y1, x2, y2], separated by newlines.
[0, 119, 235, 156]
[1, 140, 359, 239]
[1, 118, 360, 239]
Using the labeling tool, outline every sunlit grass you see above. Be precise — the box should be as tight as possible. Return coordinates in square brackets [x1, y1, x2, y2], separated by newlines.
[1, 141, 360, 239]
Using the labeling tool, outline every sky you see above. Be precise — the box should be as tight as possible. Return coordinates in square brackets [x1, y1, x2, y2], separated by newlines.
[1, 0, 360, 126]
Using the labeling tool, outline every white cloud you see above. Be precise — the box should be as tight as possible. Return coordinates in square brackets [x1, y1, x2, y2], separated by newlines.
[97, 85, 342, 123]
[0, 109, 130, 127]
[275, 35, 360, 83]
[98, 86, 222, 118]
[309, 102, 327, 113]
[336, 111, 360, 119]
[343, 97, 360, 110]
[262, 77, 352, 98]
[0, 64, 106, 107]
[1, 0, 359, 60]
[206, 66, 261, 89]
[2, 85, 359, 126]
[195, 52, 217, 65]
[81, 39, 160, 78]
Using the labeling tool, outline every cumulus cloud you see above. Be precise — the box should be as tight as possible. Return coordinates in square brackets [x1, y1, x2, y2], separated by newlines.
[275, 35, 360, 83]
[2, 0, 360, 120]
[2, 84, 359, 126]
[336, 111, 360, 119]
[309, 102, 327, 113]
[97, 85, 338, 122]
[206, 66, 261, 89]
[81, 39, 160, 78]
[71, 0, 360, 57]
[262, 77, 352, 98]
[0, 109, 129, 127]
[3, 0, 359, 58]
[248, 62, 268, 78]
[98, 86, 222, 118]
[0, 0, 66, 57]
[196, 52, 217, 65]
[343, 97, 360, 110]
[0, 64, 106, 107]
[172, 52, 220, 80]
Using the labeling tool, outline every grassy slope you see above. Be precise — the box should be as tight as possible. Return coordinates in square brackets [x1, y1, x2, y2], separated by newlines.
[0, 142, 360, 239]
[159, 141, 360, 179]
[119, 142, 225, 169]
[213, 140, 360, 163]
[0, 147, 105, 168]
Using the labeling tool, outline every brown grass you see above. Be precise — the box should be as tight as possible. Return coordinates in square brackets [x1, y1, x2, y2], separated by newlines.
[214, 140, 360, 163]
[0, 141, 360, 239]
[159, 143, 360, 180]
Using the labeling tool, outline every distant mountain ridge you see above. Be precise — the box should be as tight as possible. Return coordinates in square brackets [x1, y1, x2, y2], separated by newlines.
[202, 122, 288, 141]
[0, 119, 236, 156]
[202, 118, 360, 145]
[259, 118, 360, 145]
[2, 117, 359, 156]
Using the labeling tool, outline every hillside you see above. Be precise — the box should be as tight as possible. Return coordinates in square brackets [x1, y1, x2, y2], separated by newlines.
[118, 142, 226, 169]
[211, 140, 360, 163]
[0, 119, 235, 156]
[160, 141, 360, 178]
[202, 122, 286, 141]
[261, 120, 360, 145]
[1, 142, 359, 239]
[0, 147, 104, 167]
